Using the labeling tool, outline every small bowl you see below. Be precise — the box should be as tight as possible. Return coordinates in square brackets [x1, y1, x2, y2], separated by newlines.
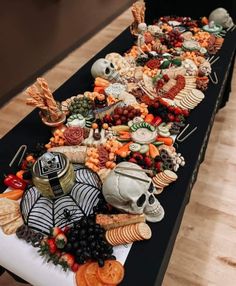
[40, 112, 66, 127]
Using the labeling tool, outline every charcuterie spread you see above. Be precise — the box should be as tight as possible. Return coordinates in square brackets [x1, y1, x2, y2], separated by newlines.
[1, 1, 235, 285]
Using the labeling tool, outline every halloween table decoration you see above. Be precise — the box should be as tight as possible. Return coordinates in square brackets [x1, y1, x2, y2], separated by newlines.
[91, 58, 121, 82]
[26, 78, 65, 126]
[21, 164, 102, 234]
[102, 162, 165, 222]
[130, 0, 146, 36]
[209, 8, 234, 29]
[32, 152, 75, 199]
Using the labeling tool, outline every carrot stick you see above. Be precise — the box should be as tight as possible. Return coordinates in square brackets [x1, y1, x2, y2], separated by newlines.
[0, 189, 24, 200]
[156, 136, 173, 146]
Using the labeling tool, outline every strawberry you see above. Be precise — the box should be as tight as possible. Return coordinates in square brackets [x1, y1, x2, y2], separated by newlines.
[71, 262, 79, 272]
[50, 226, 63, 238]
[175, 116, 181, 122]
[182, 109, 189, 117]
[55, 233, 68, 249]
[128, 158, 137, 164]
[174, 107, 182, 115]
[152, 116, 162, 126]
[51, 250, 62, 265]
[60, 253, 75, 270]
[155, 162, 163, 172]
[167, 105, 175, 112]
[40, 238, 57, 255]
[144, 157, 153, 168]
[47, 238, 57, 254]
[63, 226, 71, 235]
[167, 113, 175, 122]
[163, 74, 169, 82]
[132, 152, 143, 161]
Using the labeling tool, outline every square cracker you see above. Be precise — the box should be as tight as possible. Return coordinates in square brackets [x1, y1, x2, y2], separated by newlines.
[2, 216, 23, 235]
[0, 212, 20, 226]
[0, 198, 19, 215]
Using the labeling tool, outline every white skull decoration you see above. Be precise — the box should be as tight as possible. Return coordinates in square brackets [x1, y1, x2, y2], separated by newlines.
[209, 8, 234, 29]
[138, 22, 147, 33]
[102, 162, 165, 222]
[91, 58, 120, 81]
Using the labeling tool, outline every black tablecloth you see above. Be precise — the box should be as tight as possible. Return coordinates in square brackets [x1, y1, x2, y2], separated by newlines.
[0, 28, 235, 286]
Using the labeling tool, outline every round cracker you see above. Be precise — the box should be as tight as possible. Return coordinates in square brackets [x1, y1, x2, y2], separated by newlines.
[136, 223, 152, 240]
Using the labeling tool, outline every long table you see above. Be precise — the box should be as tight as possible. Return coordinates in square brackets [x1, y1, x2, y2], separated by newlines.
[0, 26, 235, 286]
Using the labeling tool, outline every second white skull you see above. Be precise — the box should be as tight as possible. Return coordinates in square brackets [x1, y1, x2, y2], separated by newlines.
[209, 8, 234, 29]
[102, 162, 165, 222]
[91, 58, 120, 81]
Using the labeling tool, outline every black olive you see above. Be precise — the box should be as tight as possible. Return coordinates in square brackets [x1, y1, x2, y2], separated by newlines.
[87, 218, 95, 226]
[98, 233, 105, 240]
[95, 223, 101, 229]
[98, 228, 105, 234]
[87, 227, 94, 234]
[84, 251, 91, 259]
[90, 241, 96, 249]
[107, 246, 113, 254]
[80, 240, 87, 248]
[98, 258, 105, 267]
[76, 256, 86, 265]
[79, 229, 87, 237]
[63, 242, 72, 252]
[69, 235, 77, 243]
[100, 240, 107, 247]
[73, 241, 80, 250]
[75, 248, 82, 257]
[92, 251, 99, 259]
[88, 235, 95, 242]
[80, 218, 87, 227]
[71, 229, 79, 237]
[102, 253, 109, 259]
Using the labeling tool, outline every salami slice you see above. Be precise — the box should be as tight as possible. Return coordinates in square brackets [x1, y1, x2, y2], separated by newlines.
[98, 146, 109, 168]
[64, 126, 84, 145]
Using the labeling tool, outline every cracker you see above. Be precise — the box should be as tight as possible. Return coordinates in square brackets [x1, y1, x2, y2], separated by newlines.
[0, 198, 19, 215]
[135, 223, 152, 240]
[153, 176, 169, 187]
[163, 170, 178, 181]
[153, 186, 164, 195]
[2, 216, 23, 235]
[191, 89, 205, 100]
[0, 212, 20, 226]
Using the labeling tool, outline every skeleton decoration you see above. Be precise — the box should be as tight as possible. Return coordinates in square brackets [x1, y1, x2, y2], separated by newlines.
[40, 152, 57, 170]
[91, 58, 121, 82]
[137, 23, 147, 49]
[105, 53, 131, 77]
[102, 162, 165, 222]
[209, 8, 234, 29]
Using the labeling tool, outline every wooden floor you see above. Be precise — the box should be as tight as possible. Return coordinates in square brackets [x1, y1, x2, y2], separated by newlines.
[1, 8, 236, 286]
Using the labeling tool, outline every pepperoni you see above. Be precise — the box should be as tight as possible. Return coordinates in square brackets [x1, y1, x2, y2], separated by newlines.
[64, 127, 84, 145]
[98, 146, 109, 168]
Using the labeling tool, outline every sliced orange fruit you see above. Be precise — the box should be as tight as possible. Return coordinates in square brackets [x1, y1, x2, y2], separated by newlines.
[75, 263, 90, 286]
[97, 260, 124, 285]
[84, 262, 104, 286]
